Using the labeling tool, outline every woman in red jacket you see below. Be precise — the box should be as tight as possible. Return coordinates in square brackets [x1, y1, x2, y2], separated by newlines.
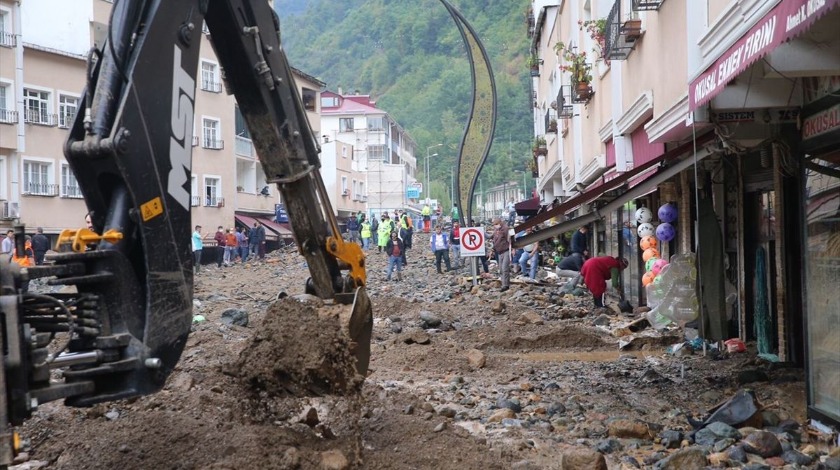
[580, 256, 629, 307]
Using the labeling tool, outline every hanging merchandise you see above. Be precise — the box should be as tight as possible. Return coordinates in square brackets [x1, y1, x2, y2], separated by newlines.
[637, 223, 655, 238]
[635, 207, 653, 224]
[652, 258, 669, 275]
[643, 247, 660, 262]
[658, 203, 678, 223]
[656, 222, 676, 242]
[642, 271, 656, 286]
[640, 236, 658, 251]
[645, 257, 659, 272]
[645, 253, 699, 329]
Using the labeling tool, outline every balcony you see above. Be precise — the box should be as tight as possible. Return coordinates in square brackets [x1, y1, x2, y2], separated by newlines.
[61, 185, 85, 199]
[191, 135, 199, 147]
[0, 31, 16, 48]
[632, 0, 664, 11]
[544, 109, 557, 134]
[0, 109, 18, 124]
[202, 138, 224, 150]
[58, 113, 76, 129]
[234, 136, 253, 157]
[201, 80, 222, 93]
[341, 189, 350, 197]
[24, 110, 58, 126]
[23, 183, 59, 197]
[191, 196, 200, 207]
[205, 196, 224, 208]
[555, 86, 575, 119]
[1, 201, 19, 220]
[604, 0, 642, 60]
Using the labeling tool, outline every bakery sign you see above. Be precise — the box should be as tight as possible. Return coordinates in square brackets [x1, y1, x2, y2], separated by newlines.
[689, 0, 840, 111]
[802, 103, 840, 141]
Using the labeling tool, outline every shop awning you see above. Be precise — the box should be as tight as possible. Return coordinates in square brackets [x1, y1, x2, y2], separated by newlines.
[689, 0, 840, 111]
[513, 146, 716, 249]
[515, 132, 715, 234]
[514, 197, 542, 217]
[257, 217, 293, 238]
[235, 213, 278, 241]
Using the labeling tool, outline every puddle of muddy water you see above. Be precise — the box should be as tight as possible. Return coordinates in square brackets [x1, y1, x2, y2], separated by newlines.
[498, 350, 663, 362]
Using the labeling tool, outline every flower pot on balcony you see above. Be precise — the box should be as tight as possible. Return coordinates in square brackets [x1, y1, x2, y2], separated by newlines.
[575, 82, 592, 101]
[623, 19, 642, 41]
[547, 121, 558, 133]
[533, 147, 547, 157]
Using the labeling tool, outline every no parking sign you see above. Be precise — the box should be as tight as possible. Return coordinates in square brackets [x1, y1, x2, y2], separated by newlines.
[460, 227, 485, 257]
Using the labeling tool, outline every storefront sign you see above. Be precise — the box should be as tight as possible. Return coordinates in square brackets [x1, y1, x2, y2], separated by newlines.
[711, 108, 800, 123]
[802, 103, 840, 140]
[690, 0, 840, 111]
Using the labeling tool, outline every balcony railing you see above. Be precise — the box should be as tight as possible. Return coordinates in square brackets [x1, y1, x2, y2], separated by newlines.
[24, 109, 58, 126]
[0, 109, 18, 124]
[203, 138, 224, 150]
[632, 0, 664, 11]
[191, 135, 199, 147]
[604, 0, 640, 60]
[61, 185, 84, 198]
[200, 80, 222, 93]
[0, 31, 16, 48]
[544, 109, 557, 134]
[234, 136, 253, 157]
[23, 183, 59, 196]
[556, 86, 575, 119]
[191, 196, 200, 207]
[58, 113, 76, 129]
[205, 196, 224, 207]
[1, 201, 19, 220]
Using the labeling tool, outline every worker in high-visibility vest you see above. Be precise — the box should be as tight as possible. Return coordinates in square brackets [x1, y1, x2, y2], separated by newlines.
[11, 238, 34, 293]
[421, 204, 432, 233]
[360, 219, 372, 250]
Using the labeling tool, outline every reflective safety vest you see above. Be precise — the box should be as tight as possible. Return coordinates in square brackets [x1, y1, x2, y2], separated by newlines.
[12, 241, 33, 267]
[421, 205, 431, 216]
[401, 214, 413, 229]
[360, 222, 372, 238]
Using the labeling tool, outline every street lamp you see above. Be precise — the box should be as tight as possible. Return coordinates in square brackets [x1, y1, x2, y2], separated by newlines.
[426, 144, 443, 204]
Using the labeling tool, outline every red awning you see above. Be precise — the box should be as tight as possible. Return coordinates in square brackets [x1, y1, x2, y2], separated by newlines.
[235, 213, 278, 241]
[689, 0, 840, 111]
[515, 132, 715, 233]
[257, 217, 293, 238]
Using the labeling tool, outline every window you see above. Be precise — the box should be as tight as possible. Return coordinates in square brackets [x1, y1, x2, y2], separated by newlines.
[59, 95, 78, 128]
[61, 164, 82, 198]
[200, 61, 221, 92]
[0, 84, 14, 123]
[339, 118, 354, 132]
[191, 176, 199, 206]
[202, 118, 223, 149]
[341, 176, 348, 195]
[204, 176, 221, 206]
[342, 146, 347, 159]
[368, 116, 385, 131]
[368, 144, 386, 161]
[234, 106, 251, 139]
[23, 160, 54, 195]
[359, 182, 365, 199]
[321, 96, 339, 108]
[0, 10, 14, 47]
[24, 88, 53, 125]
[352, 179, 358, 199]
[302, 88, 317, 111]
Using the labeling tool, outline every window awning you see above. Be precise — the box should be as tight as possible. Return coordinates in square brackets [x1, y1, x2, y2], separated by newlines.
[513, 144, 716, 249]
[515, 132, 715, 234]
[689, 0, 840, 111]
[234, 213, 278, 241]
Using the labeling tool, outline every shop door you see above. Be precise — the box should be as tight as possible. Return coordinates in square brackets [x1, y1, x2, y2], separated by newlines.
[743, 190, 778, 355]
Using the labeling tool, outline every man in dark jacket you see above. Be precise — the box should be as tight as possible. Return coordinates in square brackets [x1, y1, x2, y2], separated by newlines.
[346, 216, 360, 244]
[214, 226, 226, 267]
[571, 226, 589, 256]
[490, 217, 511, 291]
[31, 227, 50, 265]
[385, 230, 405, 281]
[248, 222, 265, 261]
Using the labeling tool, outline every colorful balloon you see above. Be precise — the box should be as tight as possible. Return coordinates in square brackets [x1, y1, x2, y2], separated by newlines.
[642, 271, 656, 287]
[637, 223, 655, 238]
[656, 222, 676, 242]
[658, 203, 678, 223]
[643, 248, 660, 262]
[640, 236, 658, 251]
[635, 207, 653, 224]
[645, 257, 659, 272]
[652, 259, 669, 275]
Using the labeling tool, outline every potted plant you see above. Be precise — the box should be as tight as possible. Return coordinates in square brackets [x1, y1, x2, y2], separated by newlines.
[547, 118, 558, 133]
[554, 42, 593, 100]
[529, 157, 539, 178]
[579, 18, 607, 58]
[623, 15, 642, 41]
[526, 54, 541, 76]
[533, 136, 547, 157]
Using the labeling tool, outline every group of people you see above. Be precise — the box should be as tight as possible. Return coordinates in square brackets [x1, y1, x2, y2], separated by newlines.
[192, 222, 266, 273]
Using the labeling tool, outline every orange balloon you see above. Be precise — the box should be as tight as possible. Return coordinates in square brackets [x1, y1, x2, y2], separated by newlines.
[640, 236, 658, 251]
[642, 271, 656, 287]
[643, 248, 660, 262]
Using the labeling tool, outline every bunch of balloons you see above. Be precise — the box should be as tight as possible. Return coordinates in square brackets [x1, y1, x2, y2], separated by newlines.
[634, 203, 678, 287]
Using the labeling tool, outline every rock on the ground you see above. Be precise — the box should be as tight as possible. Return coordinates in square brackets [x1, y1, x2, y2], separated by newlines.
[402, 331, 431, 345]
[319, 449, 349, 470]
[516, 312, 544, 325]
[220, 308, 249, 327]
[491, 300, 506, 314]
[742, 430, 782, 458]
[419, 310, 442, 328]
[466, 349, 486, 368]
[655, 447, 707, 470]
[488, 408, 516, 423]
[559, 448, 607, 470]
[607, 418, 651, 440]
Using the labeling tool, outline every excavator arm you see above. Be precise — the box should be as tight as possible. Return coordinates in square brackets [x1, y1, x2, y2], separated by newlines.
[0, 1, 371, 465]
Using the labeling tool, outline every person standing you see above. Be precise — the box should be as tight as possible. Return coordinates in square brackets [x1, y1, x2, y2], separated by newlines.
[1, 230, 14, 255]
[429, 225, 451, 273]
[31, 227, 50, 265]
[507, 199, 516, 226]
[377, 214, 392, 253]
[385, 230, 404, 281]
[224, 228, 237, 266]
[236, 227, 249, 262]
[450, 203, 460, 224]
[399, 210, 413, 253]
[449, 220, 462, 269]
[346, 216, 360, 244]
[491, 217, 511, 292]
[12, 237, 34, 292]
[571, 225, 589, 256]
[580, 256, 629, 308]
[248, 222, 265, 261]
[421, 203, 432, 233]
[192, 225, 203, 273]
[360, 218, 372, 250]
[214, 226, 226, 268]
[519, 237, 539, 282]
[622, 221, 634, 253]
[396, 220, 411, 267]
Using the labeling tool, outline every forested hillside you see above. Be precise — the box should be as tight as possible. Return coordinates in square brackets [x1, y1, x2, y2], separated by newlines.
[276, 0, 534, 207]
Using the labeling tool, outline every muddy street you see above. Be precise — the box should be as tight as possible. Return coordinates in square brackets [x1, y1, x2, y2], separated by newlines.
[16, 234, 840, 469]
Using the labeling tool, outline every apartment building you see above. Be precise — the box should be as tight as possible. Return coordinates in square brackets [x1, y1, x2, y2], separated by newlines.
[526, 0, 840, 427]
[320, 90, 418, 218]
[0, 0, 327, 244]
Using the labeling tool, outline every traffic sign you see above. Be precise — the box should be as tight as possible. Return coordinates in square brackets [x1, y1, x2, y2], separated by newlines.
[460, 227, 485, 257]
